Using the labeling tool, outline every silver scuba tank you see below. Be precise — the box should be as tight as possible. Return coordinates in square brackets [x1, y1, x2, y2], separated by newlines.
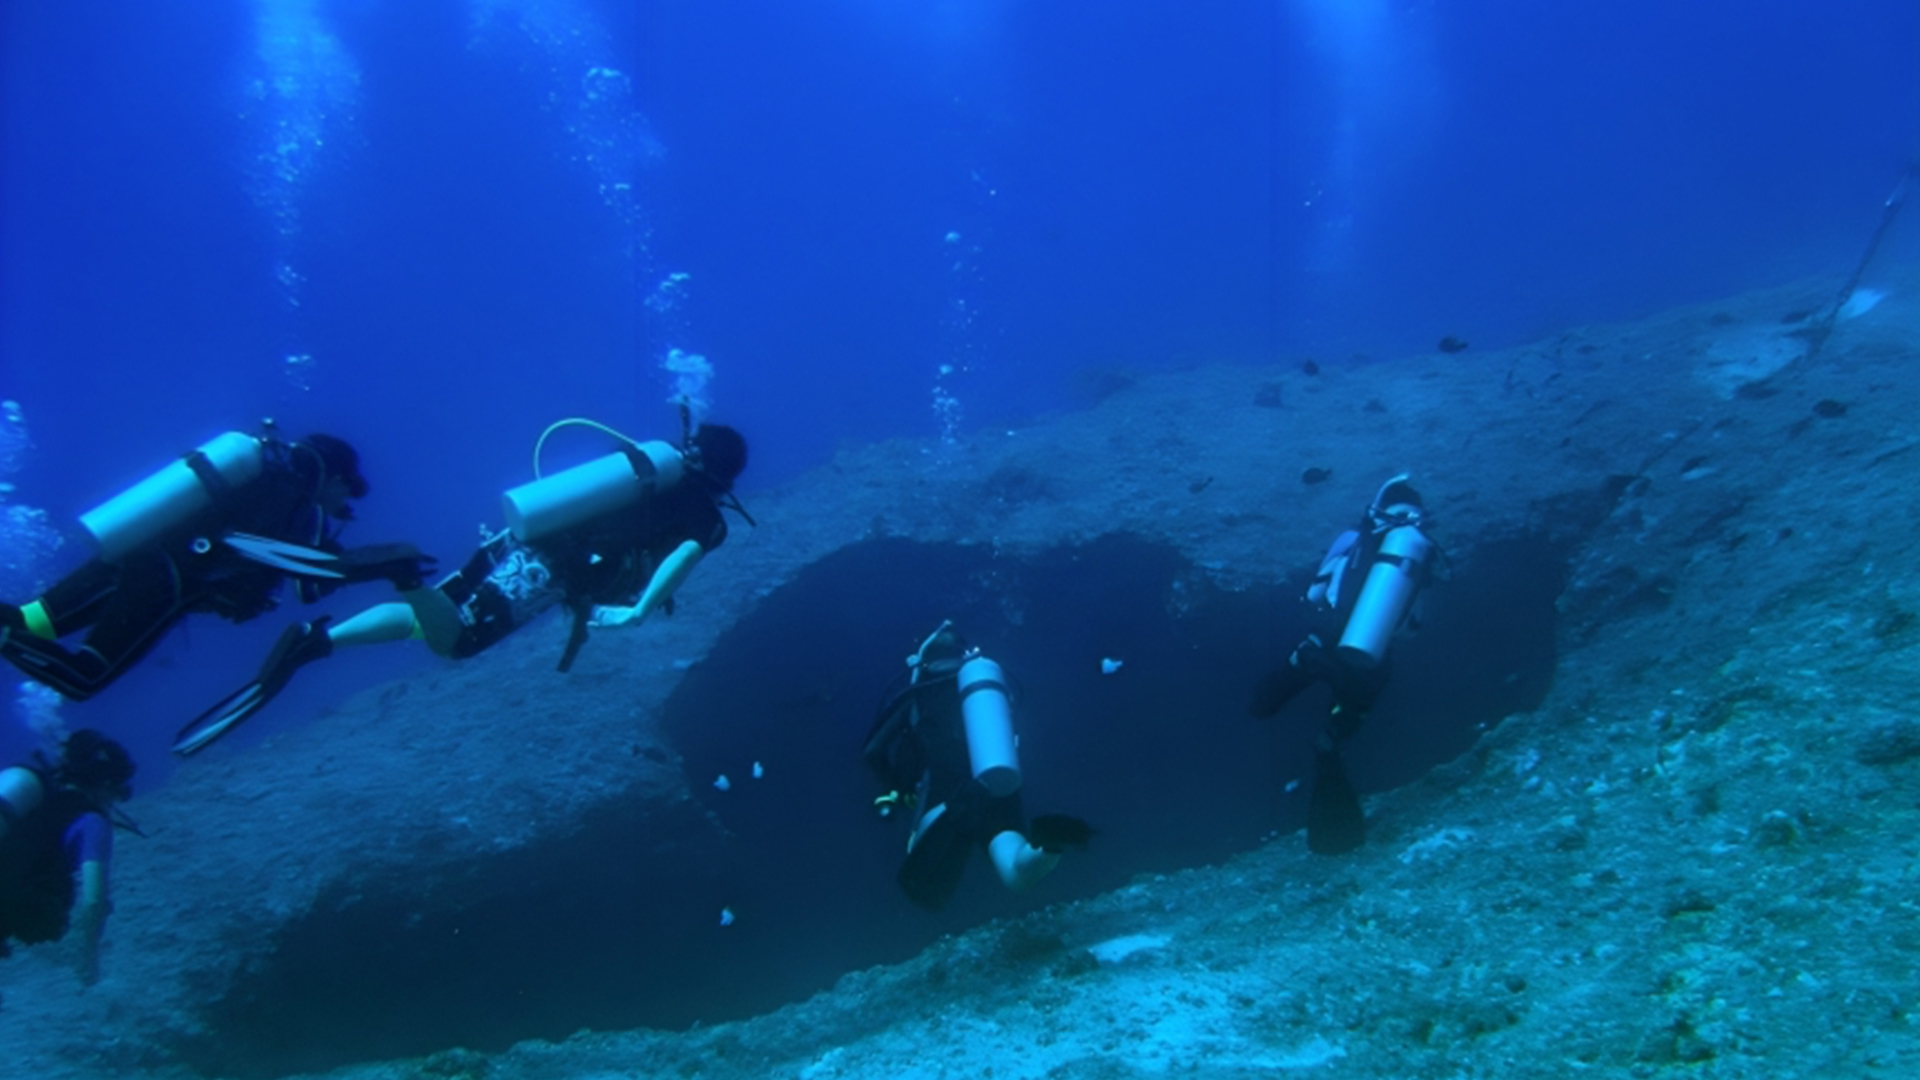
[1336, 523, 1433, 667]
[959, 655, 1021, 797]
[80, 431, 266, 561]
[501, 440, 685, 542]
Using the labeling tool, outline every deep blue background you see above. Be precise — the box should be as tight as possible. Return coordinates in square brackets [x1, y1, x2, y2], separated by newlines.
[3, 0, 1918, 779]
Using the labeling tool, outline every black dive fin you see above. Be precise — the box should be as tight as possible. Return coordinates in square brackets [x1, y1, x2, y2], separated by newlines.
[1029, 813, 1095, 853]
[172, 620, 334, 756]
[173, 683, 267, 756]
[225, 533, 345, 580]
[1306, 749, 1366, 855]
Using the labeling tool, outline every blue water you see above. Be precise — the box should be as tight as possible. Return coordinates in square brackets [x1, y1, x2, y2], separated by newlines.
[2, 0, 1917, 783]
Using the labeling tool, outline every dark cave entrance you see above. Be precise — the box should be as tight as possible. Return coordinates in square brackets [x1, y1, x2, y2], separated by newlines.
[190, 530, 1564, 1078]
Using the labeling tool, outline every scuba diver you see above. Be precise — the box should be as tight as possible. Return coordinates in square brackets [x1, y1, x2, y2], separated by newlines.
[173, 413, 752, 756]
[0, 729, 139, 985]
[0, 427, 434, 701]
[1250, 474, 1438, 856]
[862, 620, 1092, 912]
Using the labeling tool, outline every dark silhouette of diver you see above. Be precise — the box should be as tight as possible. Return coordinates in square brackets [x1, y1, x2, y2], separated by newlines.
[0, 428, 432, 701]
[174, 415, 751, 755]
[863, 620, 1091, 911]
[0, 729, 139, 985]
[1251, 475, 1438, 855]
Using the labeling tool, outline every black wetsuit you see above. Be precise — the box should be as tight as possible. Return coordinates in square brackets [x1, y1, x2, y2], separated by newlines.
[0, 779, 106, 955]
[432, 478, 730, 667]
[1248, 635, 1392, 741]
[2, 440, 352, 700]
[863, 659, 1024, 911]
[1249, 524, 1409, 735]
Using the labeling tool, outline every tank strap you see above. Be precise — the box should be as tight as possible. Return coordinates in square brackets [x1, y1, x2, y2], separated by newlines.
[1371, 537, 1432, 577]
[622, 444, 676, 489]
[1367, 550, 1430, 597]
[958, 674, 1009, 703]
[183, 448, 236, 504]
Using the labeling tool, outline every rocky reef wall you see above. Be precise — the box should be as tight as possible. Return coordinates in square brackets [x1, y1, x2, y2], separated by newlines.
[4, 277, 1916, 1080]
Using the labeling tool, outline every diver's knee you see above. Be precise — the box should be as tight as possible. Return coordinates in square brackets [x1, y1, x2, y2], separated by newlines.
[328, 602, 420, 647]
[988, 830, 1060, 892]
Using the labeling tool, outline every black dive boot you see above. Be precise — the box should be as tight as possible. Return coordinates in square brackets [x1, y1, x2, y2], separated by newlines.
[0, 606, 102, 701]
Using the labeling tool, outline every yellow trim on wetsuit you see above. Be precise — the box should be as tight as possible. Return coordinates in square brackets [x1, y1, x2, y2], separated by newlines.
[20, 600, 56, 641]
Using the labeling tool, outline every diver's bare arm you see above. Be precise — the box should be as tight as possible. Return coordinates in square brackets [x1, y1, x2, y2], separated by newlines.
[72, 859, 108, 986]
[590, 540, 705, 628]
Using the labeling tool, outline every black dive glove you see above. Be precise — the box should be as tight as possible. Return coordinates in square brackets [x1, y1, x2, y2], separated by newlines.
[336, 544, 438, 590]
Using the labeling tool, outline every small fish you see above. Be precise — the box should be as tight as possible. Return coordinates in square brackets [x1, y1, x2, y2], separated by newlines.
[713, 774, 731, 791]
[1285, 779, 1301, 793]
[1438, 336, 1469, 354]
[1101, 658, 1124, 675]
[752, 761, 765, 779]
[719, 907, 735, 927]
[1301, 467, 1333, 486]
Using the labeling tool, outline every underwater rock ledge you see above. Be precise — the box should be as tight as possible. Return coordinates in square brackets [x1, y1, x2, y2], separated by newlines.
[4, 276, 1918, 1079]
